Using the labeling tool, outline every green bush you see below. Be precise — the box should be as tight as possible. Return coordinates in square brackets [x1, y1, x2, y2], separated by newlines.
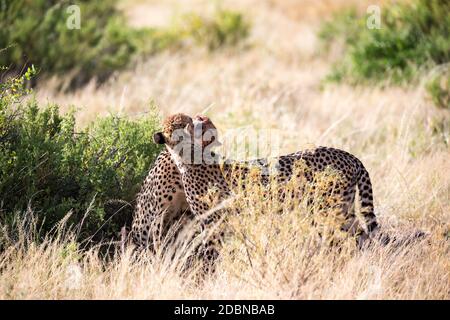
[319, 0, 450, 85]
[0, 68, 163, 241]
[0, 0, 144, 88]
[0, 1, 250, 89]
[426, 67, 450, 109]
[184, 9, 250, 50]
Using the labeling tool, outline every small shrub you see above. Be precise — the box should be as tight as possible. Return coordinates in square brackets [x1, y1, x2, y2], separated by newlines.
[183, 9, 250, 50]
[426, 67, 450, 109]
[319, 0, 450, 85]
[0, 67, 163, 241]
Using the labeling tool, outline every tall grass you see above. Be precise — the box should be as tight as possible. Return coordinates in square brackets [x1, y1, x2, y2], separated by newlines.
[1, 168, 448, 299]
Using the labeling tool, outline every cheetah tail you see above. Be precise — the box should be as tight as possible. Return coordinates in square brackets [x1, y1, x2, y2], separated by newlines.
[377, 229, 429, 247]
[357, 166, 378, 234]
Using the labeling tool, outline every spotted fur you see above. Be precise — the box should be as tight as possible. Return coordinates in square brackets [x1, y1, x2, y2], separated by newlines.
[131, 150, 192, 250]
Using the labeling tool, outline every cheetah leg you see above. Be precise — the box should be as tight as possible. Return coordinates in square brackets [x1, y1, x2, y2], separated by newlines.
[200, 239, 220, 274]
[196, 210, 227, 275]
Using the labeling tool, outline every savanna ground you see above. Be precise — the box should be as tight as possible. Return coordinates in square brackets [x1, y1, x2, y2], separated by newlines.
[1, 0, 449, 299]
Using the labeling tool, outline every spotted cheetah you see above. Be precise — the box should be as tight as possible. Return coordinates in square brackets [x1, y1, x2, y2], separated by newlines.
[152, 113, 380, 264]
[131, 149, 192, 250]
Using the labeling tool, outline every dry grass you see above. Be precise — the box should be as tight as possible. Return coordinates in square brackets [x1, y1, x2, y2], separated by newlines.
[0, 172, 448, 300]
[3, 0, 449, 299]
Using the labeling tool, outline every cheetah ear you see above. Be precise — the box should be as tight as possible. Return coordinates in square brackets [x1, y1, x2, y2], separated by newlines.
[184, 122, 194, 135]
[153, 132, 166, 144]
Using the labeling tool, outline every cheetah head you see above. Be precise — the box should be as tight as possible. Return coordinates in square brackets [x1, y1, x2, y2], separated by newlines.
[153, 113, 220, 164]
[153, 113, 193, 147]
[193, 114, 221, 148]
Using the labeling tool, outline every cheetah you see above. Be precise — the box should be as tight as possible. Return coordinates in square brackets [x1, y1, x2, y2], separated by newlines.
[131, 149, 192, 250]
[152, 113, 380, 264]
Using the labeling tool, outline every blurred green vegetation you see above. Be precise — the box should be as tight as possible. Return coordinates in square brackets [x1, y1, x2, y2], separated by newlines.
[1, 0, 141, 88]
[184, 9, 250, 50]
[0, 0, 250, 89]
[426, 67, 450, 110]
[0, 66, 163, 242]
[318, 0, 450, 86]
